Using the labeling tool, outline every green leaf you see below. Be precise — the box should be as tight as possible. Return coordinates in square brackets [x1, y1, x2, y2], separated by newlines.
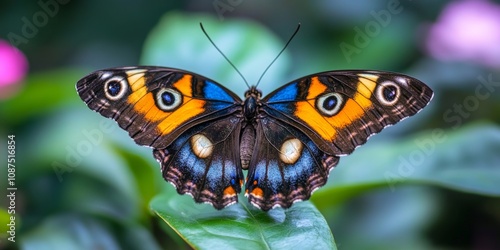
[141, 12, 290, 96]
[312, 123, 500, 210]
[150, 188, 336, 250]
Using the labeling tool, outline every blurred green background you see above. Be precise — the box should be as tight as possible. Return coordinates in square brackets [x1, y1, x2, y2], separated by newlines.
[1, 0, 500, 249]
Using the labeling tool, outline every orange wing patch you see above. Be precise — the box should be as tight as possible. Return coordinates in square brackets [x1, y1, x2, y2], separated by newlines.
[294, 75, 378, 141]
[295, 77, 337, 139]
[223, 186, 237, 197]
[305, 76, 328, 99]
[126, 73, 206, 135]
[250, 187, 264, 198]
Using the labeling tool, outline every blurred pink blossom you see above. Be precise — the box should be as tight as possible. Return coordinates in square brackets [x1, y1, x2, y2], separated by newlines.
[425, 0, 500, 68]
[0, 40, 28, 99]
[0, 40, 28, 86]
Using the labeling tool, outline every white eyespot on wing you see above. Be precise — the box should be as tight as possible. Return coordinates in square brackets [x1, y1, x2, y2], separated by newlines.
[156, 88, 183, 111]
[279, 138, 303, 164]
[316, 93, 344, 116]
[104, 76, 128, 101]
[376, 81, 401, 106]
[190, 134, 214, 159]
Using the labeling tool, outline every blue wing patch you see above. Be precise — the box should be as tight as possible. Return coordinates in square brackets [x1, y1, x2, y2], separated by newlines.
[204, 80, 236, 102]
[264, 82, 299, 113]
[266, 82, 299, 103]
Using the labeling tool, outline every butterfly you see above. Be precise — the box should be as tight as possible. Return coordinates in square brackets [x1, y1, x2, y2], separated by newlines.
[77, 66, 433, 211]
[76, 25, 433, 211]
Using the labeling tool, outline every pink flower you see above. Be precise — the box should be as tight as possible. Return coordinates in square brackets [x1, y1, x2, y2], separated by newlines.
[425, 0, 500, 68]
[0, 40, 28, 98]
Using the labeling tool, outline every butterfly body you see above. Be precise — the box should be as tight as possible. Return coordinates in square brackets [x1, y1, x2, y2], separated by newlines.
[77, 66, 433, 211]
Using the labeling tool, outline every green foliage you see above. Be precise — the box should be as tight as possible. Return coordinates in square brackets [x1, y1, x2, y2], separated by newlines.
[313, 123, 500, 209]
[1, 6, 500, 250]
[19, 214, 161, 250]
[141, 12, 290, 95]
[0, 69, 84, 127]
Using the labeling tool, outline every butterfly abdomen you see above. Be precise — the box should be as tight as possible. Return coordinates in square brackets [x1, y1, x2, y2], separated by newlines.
[240, 125, 255, 170]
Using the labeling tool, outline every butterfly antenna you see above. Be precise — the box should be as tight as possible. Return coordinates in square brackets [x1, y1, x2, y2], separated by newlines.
[255, 23, 301, 88]
[200, 23, 250, 89]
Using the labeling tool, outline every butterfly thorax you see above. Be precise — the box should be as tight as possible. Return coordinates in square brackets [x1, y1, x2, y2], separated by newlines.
[243, 86, 262, 121]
